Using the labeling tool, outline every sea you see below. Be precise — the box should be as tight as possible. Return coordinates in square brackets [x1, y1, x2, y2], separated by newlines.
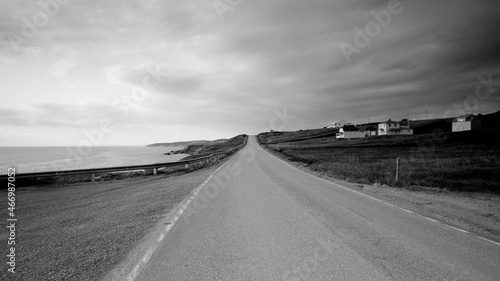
[0, 146, 189, 175]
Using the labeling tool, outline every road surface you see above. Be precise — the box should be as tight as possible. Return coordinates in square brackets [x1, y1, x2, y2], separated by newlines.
[120, 136, 500, 280]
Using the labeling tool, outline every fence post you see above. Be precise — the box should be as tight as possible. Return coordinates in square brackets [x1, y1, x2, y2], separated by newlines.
[396, 158, 399, 182]
[91, 174, 95, 182]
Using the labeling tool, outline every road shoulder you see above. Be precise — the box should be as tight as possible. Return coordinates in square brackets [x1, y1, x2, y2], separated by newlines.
[0, 159, 229, 281]
[262, 145, 500, 243]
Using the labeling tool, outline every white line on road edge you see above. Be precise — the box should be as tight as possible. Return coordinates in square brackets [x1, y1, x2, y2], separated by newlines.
[123, 151, 242, 281]
[478, 236, 500, 246]
[265, 147, 500, 247]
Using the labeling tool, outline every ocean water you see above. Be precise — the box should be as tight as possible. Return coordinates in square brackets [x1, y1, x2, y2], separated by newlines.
[0, 146, 188, 175]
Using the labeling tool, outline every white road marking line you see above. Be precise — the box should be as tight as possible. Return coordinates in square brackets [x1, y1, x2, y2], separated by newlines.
[165, 224, 172, 232]
[127, 264, 141, 281]
[267, 147, 500, 247]
[141, 248, 155, 263]
[477, 236, 500, 246]
[446, 225, 470, 233]
[418, 215, 438, 222]
[157, 233, 165, 242]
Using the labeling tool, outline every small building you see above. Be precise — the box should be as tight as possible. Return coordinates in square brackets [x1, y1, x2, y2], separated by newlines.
[327, 120, 350, 128]
[336, 125, 365, 139]
[378, 119, 400, 135]
[378, 119, 413, 135]
[357, 125, 378, 137]
[399, 119, 414, 135]
[452, 114, 480, 132]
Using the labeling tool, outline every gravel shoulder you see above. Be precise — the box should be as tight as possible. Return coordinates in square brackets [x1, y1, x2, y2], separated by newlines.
[0, 161, 226, 281]
[264, 147, 500, 243]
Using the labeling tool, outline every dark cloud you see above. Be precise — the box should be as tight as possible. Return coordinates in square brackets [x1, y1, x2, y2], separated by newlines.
[1, 0, 500, 145]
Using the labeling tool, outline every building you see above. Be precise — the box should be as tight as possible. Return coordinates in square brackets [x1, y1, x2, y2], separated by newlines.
[327, 120, 350, 128]
[336, 125, 365, 139]
[452, 114, 480, 132]
[378, 119, 413, 135]
[357, 125, 378, 137]
[378, 119, 399, 135]
[399, 119, 414, 135]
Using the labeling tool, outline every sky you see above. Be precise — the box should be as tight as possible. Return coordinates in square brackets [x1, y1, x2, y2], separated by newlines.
[1, 0, 500, 146]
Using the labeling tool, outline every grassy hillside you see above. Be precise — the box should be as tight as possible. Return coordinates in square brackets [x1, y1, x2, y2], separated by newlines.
[259, 128, 338, 144]
[180, 134, 247, 160]
[146, 140, 209, 147]
[146, 139, 227, 148]
[258, 130, 500, 193]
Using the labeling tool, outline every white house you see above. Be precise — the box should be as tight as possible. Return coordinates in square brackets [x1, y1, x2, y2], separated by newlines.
[452, 114, 479, 132]
[378, 119, 413, 135]
[336, 125, 365, 139]
[327, 120, 350, 128]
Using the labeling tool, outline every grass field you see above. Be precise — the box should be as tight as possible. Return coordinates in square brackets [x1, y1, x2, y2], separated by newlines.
[258, 130, 500, 192]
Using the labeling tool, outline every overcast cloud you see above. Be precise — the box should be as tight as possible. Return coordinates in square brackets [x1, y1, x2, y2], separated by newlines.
[1, 0, 499, 145]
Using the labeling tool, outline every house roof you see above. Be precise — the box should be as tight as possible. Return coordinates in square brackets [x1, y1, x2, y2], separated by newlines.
[341, 125, 359, 131]
[379, 119, 398, 124]
[357, 125, 377, 131]
[453, 114, 476, 122]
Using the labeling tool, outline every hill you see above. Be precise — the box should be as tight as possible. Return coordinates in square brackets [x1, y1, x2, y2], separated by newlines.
[258, 125, 500, 193]
[180, 134, 247, 160]
[146, 140, 212, 147]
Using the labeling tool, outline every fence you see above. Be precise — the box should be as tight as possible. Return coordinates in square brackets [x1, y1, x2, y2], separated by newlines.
[0, 136, 247, 184]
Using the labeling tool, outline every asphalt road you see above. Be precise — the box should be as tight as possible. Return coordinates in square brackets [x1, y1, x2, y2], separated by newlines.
[130, 136, 500, 280]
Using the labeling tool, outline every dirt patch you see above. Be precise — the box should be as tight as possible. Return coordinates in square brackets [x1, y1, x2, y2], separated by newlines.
[0, 162, 225, 281]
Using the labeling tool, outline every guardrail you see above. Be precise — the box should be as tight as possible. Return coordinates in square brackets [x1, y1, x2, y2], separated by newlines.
[0, 135, 248, 183]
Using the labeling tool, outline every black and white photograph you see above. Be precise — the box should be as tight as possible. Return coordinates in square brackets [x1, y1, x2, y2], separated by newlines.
[1, 0, 500, 280]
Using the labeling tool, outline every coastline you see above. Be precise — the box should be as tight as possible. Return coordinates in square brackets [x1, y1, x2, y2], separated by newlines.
[0, 146, 188, 175]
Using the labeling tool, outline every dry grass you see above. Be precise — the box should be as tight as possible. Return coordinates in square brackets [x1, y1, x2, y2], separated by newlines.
[259, 130, 500, 192]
